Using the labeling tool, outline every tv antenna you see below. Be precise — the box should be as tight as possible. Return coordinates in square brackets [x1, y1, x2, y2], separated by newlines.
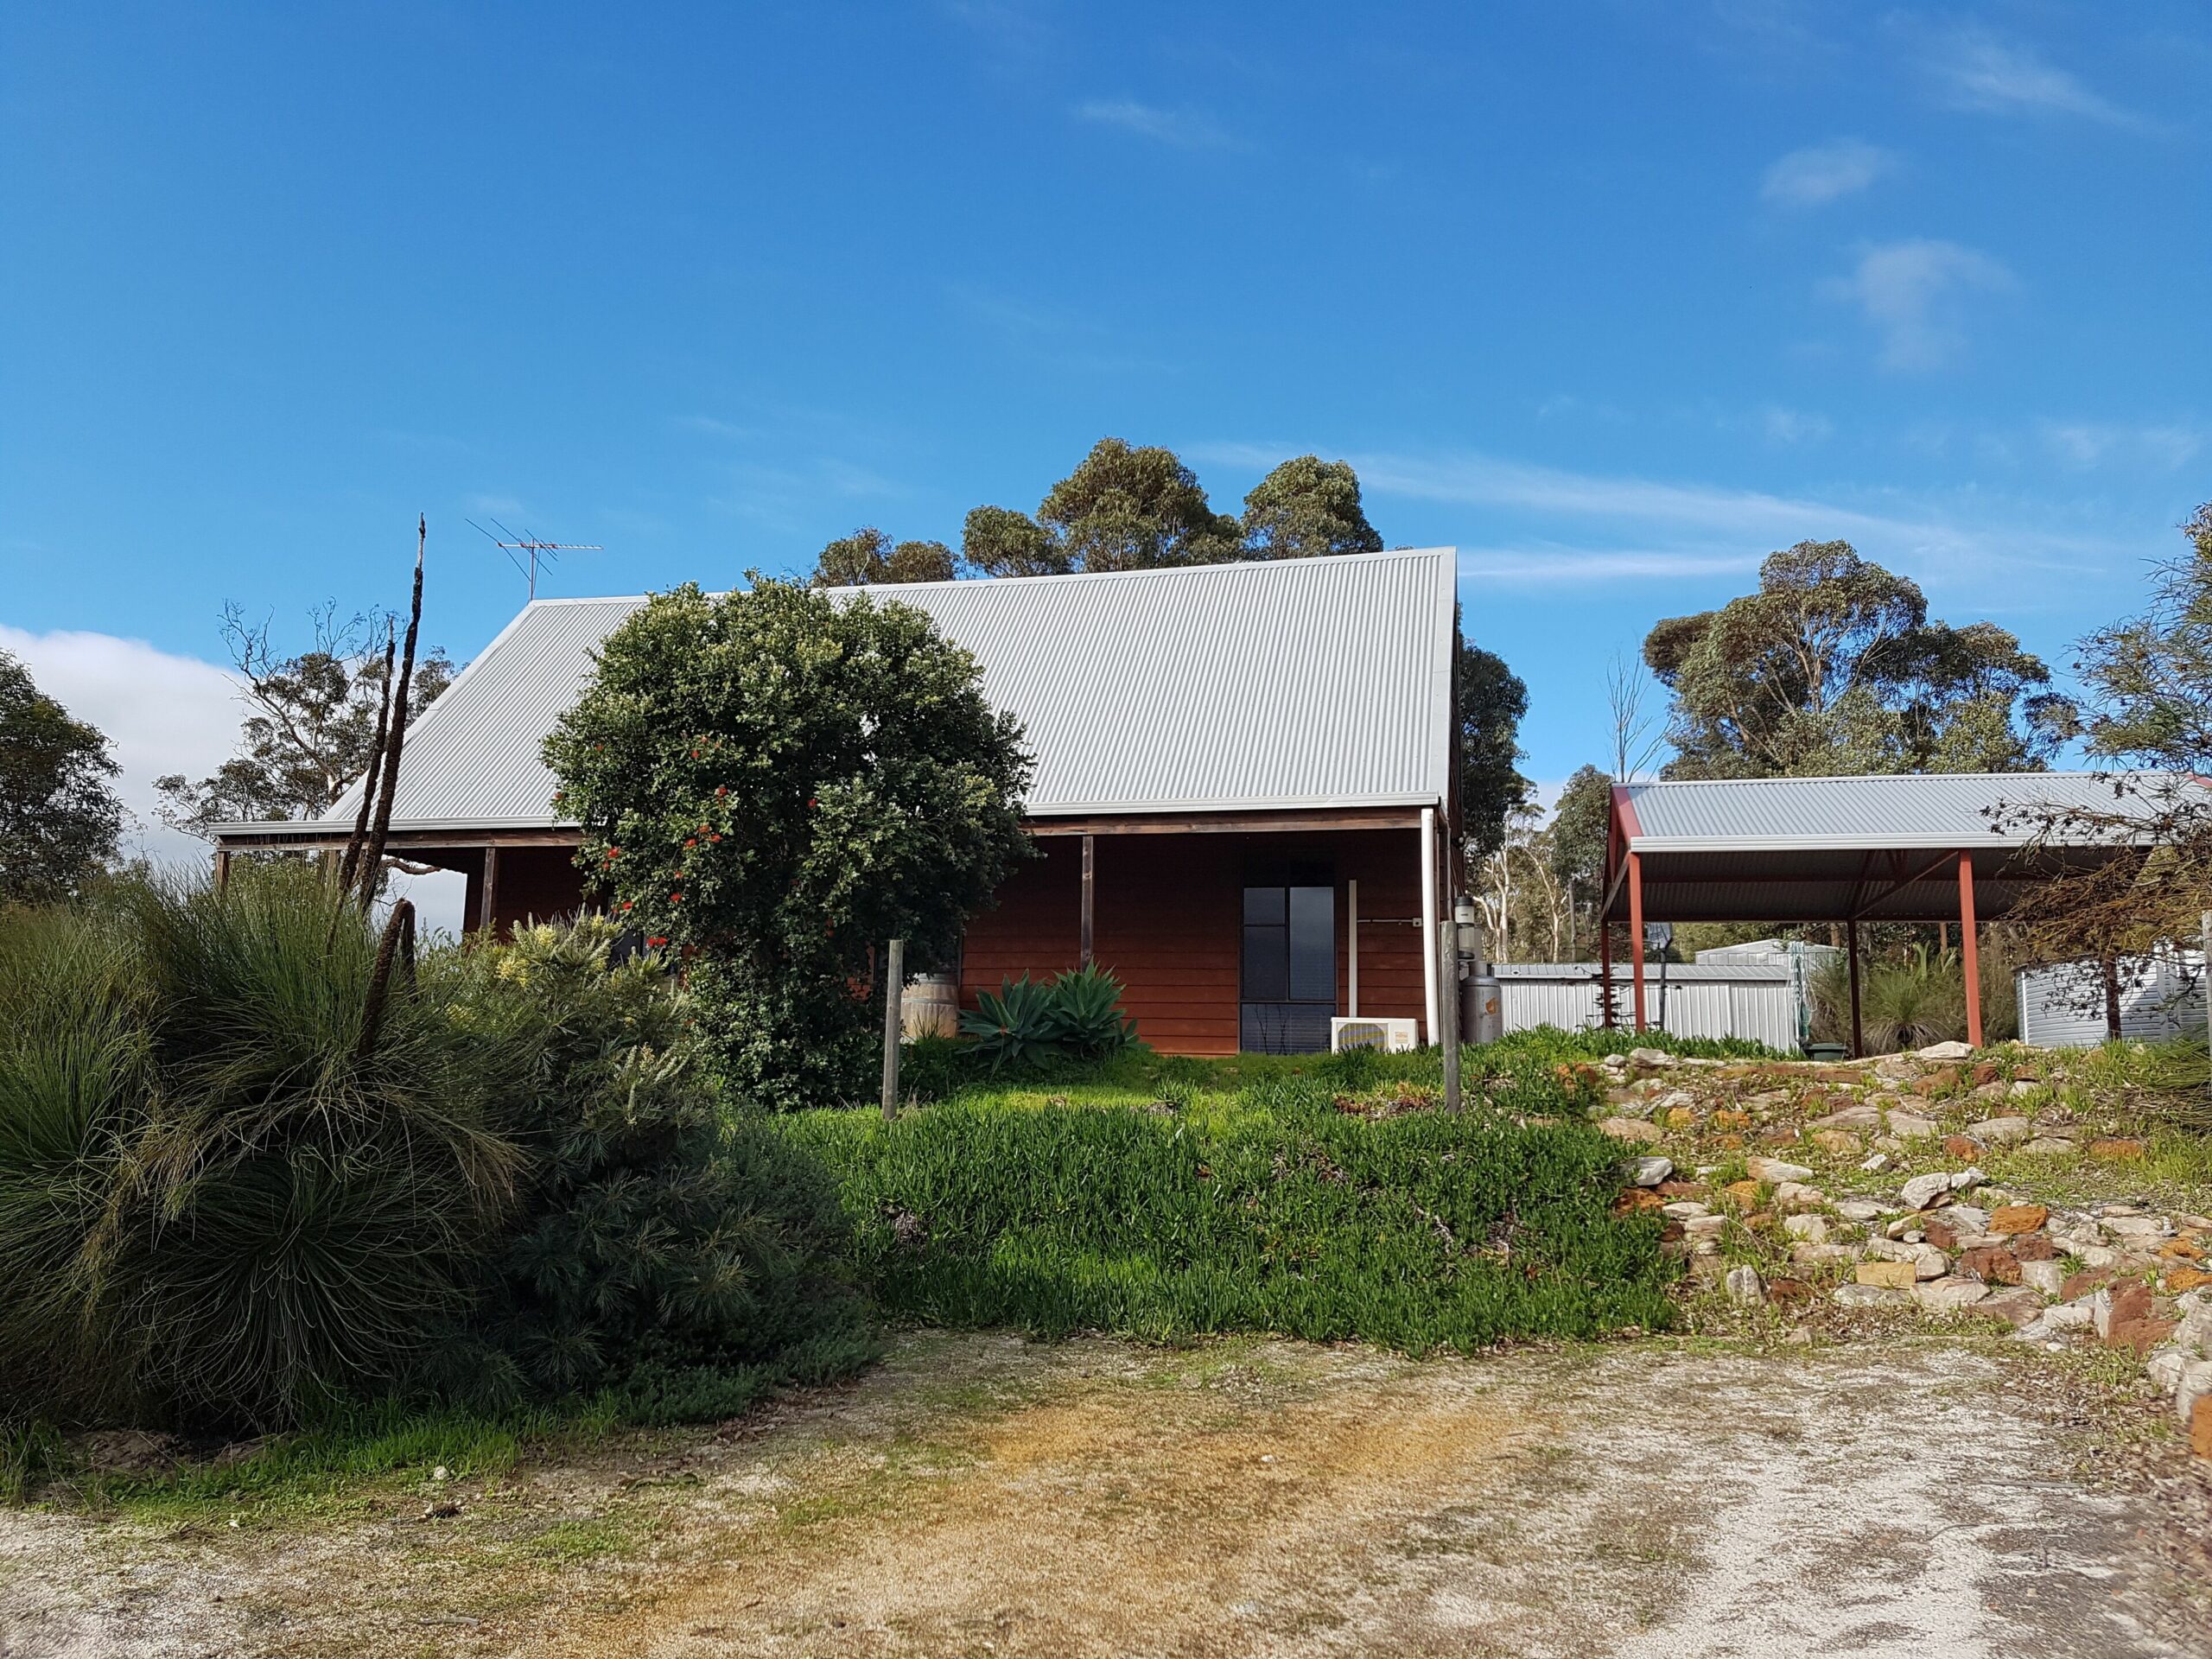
[467, 518, 601, 601]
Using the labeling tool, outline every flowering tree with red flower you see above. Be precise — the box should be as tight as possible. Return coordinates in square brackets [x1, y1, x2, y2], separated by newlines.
[544, 578, 1032, 1107]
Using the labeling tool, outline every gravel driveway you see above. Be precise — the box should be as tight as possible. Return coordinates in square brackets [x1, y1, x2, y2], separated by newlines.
[5, 1332, 2207, 1658]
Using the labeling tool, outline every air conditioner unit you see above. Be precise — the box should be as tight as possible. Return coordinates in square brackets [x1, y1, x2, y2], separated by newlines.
[1331, 1016, 1420, 1053]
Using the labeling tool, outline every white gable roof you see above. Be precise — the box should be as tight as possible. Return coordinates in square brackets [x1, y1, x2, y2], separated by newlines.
[221, 547, 1460, 836]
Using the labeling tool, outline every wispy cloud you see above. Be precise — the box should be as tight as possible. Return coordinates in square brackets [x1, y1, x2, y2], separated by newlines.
[2040, 421, 2205, 472]
[1761, 405, 1834, 445]
[1074, 98, 1244, 151]
[1192, 442, 2124, 596]
[1453, 546, 1764, 586]
[1760, 138, 1895, 206]
[1821, 238, 2015, 372]
[1930, 26, 2138, 126]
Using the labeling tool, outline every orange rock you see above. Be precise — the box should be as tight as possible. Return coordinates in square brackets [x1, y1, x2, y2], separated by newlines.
[1766, 1278, 1815, 1301]
[1760, 1127, 1802, 1147]
[1912, 1067, 1961, 1096]
[2089, 1138, 2146, 1160]
[1713, 1133, 1746, 1151]
[2158, 1239, 2205, 1260]
[1960, 1245, 2021, 1286]
[1711, 1109, 1751, 1131]
[1613, 1189, 1665, 1214]
[1856, 1260, 1918, 1288]
[1970, 1062, 2000, 1087]
[1810, 1129, 1862, 1154]
[2108, 1318, 2178, 1359]
[1723, 1179, 1764, 1209]
[2167, 1267, 2212, 1294]
[1923, 1217, 1961, 1252]
[2013, 1234, 2058, 1262]
[2195, 1395, 2212, 1460]
[1942, 1135, 1984, 1160]
[1989, 1205, 2049, 1235]
[1667, 1106, 1696, 1128]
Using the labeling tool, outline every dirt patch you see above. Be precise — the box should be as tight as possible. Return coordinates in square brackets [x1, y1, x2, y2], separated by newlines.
[4, 1332, 2208, 1658]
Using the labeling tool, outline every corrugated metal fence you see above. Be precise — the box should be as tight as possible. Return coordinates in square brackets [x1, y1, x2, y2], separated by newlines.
[2016, 954, 2208, 1047]
[1494, 963, 1802, 1052]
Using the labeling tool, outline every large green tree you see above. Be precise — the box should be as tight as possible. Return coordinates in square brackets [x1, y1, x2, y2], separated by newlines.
[1241, 455, 1383, 560]
[1458, 632, 1530, 861]
[156, 602, 455, 831]
[0, 650, 124, 904]
[1643, 540, 2064, 778]
[963, 438, 1243, 576]
[2069, 500, 2212, 769]
[810, 527, 961, 587]
[544, 579, 1033, 1108]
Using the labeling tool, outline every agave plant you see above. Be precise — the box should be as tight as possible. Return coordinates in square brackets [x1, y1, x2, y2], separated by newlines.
[958, 975, 1065, 1073]
[1045, 963, 1138, 1061]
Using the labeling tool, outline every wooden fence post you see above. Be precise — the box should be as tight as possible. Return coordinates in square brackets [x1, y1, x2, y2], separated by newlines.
[880, 938, 904, 1122]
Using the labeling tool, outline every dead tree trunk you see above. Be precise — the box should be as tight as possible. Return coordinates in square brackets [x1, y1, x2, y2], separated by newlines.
[356, 517, 426, 911]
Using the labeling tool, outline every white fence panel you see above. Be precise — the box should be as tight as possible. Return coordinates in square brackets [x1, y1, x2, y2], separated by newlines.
[2017, 954, 2207, 1048]
[1493, 963, 1801, 1052]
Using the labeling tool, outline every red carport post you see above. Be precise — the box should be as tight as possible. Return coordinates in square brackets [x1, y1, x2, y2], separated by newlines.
[1627, 849, 1647, 1033]
[1958, 851, 1983, 1048]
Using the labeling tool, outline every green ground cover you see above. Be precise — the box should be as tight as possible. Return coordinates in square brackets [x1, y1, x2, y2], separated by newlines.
[781, 1030, 1757, 1352]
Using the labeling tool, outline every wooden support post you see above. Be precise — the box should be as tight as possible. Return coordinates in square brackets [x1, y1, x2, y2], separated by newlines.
[481, 845, 502, 940]
[1420, 808, 1440, 1044]
[880, 937, 904, 1121]
[1957, 852, 1982, 1049]
[1346, 878, 1359, 1018]
[1441, 918, 1461, 1111]
[1628, 850, 1647, 1033]
[1079, 834, 1095, 969]
[1847, 917, 1865, 1058]
[213, 848, 232, 893]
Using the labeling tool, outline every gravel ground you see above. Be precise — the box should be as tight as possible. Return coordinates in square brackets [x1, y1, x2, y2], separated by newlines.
[3, 1331, 2207, 1658]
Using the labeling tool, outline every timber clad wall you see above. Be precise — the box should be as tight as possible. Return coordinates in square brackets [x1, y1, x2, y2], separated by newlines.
[472, 825, 1433, 1058]
[958, 828, 1428, 1057]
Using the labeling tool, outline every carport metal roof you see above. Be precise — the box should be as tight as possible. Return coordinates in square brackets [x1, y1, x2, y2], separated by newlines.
[1592, 771, 2185, 1047]
[1599, 772, 2177, 925]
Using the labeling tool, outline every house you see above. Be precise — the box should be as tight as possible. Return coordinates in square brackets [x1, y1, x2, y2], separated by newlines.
[211, 547, 1464, 1056]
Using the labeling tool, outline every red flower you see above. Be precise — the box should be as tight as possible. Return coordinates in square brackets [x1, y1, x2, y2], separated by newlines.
[620, 900, 633, 911]
[708, 833, 721, 842]
[715, 785, 728, 797]
[684, 838, 697, 849]
[670, 891, 683, 902]
[645, 935, 669, 948]
[807, 797, 817, 809]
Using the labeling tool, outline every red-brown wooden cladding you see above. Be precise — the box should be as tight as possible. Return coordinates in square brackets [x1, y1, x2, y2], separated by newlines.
[465, 823, 1434, 1057]
[959, 825, 1427, 1057]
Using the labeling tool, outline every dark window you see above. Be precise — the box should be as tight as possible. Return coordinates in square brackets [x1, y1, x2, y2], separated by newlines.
[1240, 880, 1335, 1054]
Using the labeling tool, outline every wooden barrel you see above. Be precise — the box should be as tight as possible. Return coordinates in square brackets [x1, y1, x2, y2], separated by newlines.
[902, 973, 960, 1039]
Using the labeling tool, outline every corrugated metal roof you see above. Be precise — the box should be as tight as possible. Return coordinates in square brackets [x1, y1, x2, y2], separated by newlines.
[1618, 772, 2183, 853]
[218, 547, 1458, 837]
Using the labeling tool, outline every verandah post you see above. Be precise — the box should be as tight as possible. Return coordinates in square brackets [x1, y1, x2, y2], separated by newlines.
[1957, 852, 1982, 1048]
[880, 936, 904, 1122]
[1847, 916, 1865, 1058]
[1628, 850, 1647, 1033]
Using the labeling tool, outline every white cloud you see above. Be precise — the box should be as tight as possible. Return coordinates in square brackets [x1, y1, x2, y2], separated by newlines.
[1761, 405, 1834, 445]
[2039, 421, 2205, 472]
[1073, 99, 1243, 150]
[1821, 238, 2015, 372]
[1760, 139, 1894, 207]
[1932, 27, 2137, 126]
[1192, 441, 2121, 592]
[1453, 547, 1764, 586]
[0, 624, 239, 874]
[0, 624, 467, 932]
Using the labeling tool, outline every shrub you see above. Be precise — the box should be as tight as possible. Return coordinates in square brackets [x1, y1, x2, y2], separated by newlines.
[958, 966, 1138, 1074]
[442, 919, 877, 1420]
[543, 579, 1034, 1109]
[0, 869, 520, 1432]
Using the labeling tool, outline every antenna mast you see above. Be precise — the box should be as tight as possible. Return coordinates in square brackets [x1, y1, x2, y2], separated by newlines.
[467, 518, 602, 600]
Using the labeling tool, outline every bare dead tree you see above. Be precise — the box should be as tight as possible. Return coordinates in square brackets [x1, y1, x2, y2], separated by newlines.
[1607, 654, 1664, 782]
[354, 518, 427, 911]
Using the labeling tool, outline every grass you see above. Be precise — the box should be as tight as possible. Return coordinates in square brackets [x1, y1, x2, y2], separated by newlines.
[781, 1030, 1733, 1353]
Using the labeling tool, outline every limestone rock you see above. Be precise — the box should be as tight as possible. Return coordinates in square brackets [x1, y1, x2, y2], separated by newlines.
[2021, 1137, 2081, 1158]
[1973, 1288, 2049, 1329]
[1783, 1214, 1829, 1244]
[1808, 1103, 1885, 1131]
[1835, 1199, 1889, 1223]
[1885, 1111, 1937, 1139]
[1771, 1180, 1827, 1212]
[1912, 1279, 1991, 1313]
[1855, 1259, 1919, 1289]
[1628, 1047, 1677, 1070]
[1834, 1282, 1910, 1307]
[2021, 1260, 2069, 1297]
[1900, 1173, 1955, 1210]
[1747, 1155, 1815, 1184]
[1916, 1040, 1974, 1062]
[1966, 1116, 2033, 1147]
[1627, 1156, 1674, 1187]
[1724, 1265, 1764, 1306]
[1599, 1117, 1663, 1143]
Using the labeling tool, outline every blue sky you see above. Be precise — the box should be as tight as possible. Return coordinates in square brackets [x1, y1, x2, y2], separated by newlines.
[4, 1, 2208, 858]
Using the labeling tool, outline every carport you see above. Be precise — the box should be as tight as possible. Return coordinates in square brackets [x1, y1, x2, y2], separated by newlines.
[1597, 773, 2177, 1055]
